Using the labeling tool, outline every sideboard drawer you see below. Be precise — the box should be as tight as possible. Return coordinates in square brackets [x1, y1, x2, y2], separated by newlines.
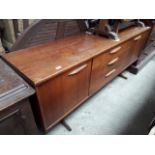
[89, 40, 133, 95]
[94, 41, 132, 67]
[36, 60, 92, 130]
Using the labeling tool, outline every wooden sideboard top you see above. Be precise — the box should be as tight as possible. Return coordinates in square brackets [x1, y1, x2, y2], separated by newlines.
[3, 26, 150, 86]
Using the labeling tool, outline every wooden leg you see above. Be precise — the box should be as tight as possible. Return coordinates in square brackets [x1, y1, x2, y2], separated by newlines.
[61, 119, 72, 131]
[119, 74, 128, 80]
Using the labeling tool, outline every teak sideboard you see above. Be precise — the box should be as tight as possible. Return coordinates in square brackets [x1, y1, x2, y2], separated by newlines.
[2, 26, 150, 132]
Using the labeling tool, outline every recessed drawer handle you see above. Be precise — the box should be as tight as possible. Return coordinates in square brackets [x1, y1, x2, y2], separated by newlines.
[105, 69, 116, 78]
[109, 46, 121, 54]
[68, 64, 87, 76]
[134, 35, 142, 41]
[108, 57, 119, 66]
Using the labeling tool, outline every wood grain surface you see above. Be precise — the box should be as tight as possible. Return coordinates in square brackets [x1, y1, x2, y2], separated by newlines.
[3, 26, 150, 86]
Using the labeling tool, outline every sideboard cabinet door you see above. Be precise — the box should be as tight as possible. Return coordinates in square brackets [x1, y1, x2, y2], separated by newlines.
[130, 30, 150, 63]
[36, 60, 92, 130]
[62, 61, 92, 114]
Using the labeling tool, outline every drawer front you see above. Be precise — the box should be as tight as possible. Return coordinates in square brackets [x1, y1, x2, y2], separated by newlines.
[89, 41, 133, 95]
[36, 60, 92, 130]
[94, 41, 131, 67]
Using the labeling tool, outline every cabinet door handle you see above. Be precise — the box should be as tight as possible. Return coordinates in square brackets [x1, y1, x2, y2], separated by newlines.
[134, 35, 142, 41]
[109, 46, 121, 54]
[68, 64, 87, 76]
[108, 57, 119, 66]
[105, 69, 116, 78]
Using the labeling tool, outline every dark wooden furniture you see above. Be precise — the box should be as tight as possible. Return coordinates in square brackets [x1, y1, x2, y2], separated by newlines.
[94, 19, 145, 41]
[2, 26, 150, 132]
[0, 58, 37, 134]
[0, 19, 86, 52]
[11, 19, 86, 51]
